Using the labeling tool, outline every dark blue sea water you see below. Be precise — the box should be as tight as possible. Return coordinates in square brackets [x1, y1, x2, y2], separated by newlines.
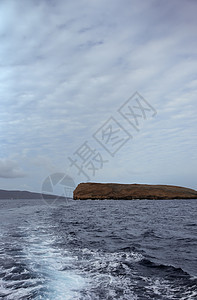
[0, 198, 197, 300]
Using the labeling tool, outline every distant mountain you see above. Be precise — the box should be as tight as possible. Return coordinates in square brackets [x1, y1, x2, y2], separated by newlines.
[0, 189, 68, 200]
[73, 183, 197, 200]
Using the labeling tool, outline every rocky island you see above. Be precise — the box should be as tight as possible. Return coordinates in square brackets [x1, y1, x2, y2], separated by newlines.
[73, 183, 197, 200]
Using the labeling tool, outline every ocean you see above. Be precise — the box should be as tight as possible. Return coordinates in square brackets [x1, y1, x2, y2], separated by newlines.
[0, 198, 196, 300]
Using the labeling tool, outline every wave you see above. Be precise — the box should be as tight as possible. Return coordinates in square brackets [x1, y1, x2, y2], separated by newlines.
[1, 199, 197, 300]
[70, 247, 197, 300]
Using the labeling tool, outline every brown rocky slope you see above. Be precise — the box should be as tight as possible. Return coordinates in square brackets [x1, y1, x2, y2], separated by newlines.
[73, 183, 197, 200]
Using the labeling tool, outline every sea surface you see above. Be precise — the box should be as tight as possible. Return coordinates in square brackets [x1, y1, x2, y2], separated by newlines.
[0, 198, 197, 300]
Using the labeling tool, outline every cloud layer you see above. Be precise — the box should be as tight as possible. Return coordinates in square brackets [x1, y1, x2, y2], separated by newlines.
[0, 159, 26, 178]
[0, 0, 197, 191]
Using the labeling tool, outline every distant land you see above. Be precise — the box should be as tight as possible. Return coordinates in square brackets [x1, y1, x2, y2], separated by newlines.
[0, 189, 67, 200]
[73, 183, 197, 200]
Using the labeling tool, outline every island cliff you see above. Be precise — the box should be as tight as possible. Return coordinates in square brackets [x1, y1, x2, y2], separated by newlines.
[73, 183, 197, 200]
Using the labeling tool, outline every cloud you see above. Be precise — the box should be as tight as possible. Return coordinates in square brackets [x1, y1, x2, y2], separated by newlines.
[0, 0, 197, 191]
[0, 159, 26, 178]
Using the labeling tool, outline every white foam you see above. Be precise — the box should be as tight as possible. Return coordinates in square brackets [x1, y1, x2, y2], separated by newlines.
[22, 229, 86, 300]
[0, 220, 86, 300]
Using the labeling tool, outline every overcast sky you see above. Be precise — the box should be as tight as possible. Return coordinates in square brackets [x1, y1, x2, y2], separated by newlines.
[0, 0, 197, 195]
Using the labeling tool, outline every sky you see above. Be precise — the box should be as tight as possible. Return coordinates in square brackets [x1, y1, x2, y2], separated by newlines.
[0, 0, 197, 196]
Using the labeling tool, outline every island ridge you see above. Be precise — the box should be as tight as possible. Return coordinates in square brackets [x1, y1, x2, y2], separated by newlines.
[73, 183, 197, 200]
